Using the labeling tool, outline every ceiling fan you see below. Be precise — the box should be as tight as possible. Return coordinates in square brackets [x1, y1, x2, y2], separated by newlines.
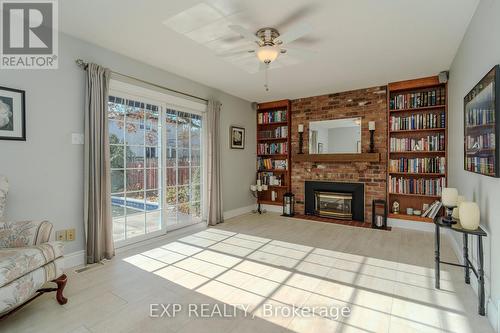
[218, 20, 317, 91]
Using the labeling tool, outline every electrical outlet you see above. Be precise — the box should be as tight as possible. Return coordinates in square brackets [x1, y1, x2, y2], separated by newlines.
[56, 230, 66, 241]
[66, 229, 75, 241]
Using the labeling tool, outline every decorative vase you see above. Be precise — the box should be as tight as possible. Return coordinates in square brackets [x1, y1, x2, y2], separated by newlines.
[459, 202, 480, 230]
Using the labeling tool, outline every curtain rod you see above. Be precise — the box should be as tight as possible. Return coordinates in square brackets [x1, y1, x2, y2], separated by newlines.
[75, 59, 208, 104]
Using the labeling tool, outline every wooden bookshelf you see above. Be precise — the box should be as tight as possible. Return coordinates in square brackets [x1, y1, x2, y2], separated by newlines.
[256, 100, 292, 206]
[387, 76, 448, 222]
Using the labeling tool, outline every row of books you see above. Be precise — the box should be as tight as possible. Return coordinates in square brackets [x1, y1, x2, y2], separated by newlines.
[258, 143, 288, 155]
[389, 176, 446, 196]
[421, 201, 443, 219]
[465, 108, 495, 126]
[257, 158, 288, 170]
[465, 133, 496, 150]
[389, 157, 446, 174]
[258, 126, 288, 140]
[258, 172, 284, 186]
[390, 112, 445, 131]
[390, 88, 446, 110]
[390, 134, 445, 152]
[465, 157, 496, 175]
[257, 110, 287, 124]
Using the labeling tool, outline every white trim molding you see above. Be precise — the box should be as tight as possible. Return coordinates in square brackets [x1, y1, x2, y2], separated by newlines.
[387, 217, 435, 232]
[63, 250, 85, 269]
[223, 205, 255, 220]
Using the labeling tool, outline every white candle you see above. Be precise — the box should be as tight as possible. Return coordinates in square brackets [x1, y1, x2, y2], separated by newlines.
[298, 124, 304, 133]
[271, 191, 276, 201]
[369, 121, 376, 131]
[257, 185, 262, 192]
[442, 188, 458, 207]
[250, 185, 257, 191]
[256, 179, 261, 186]
[262, 184, 268, 191]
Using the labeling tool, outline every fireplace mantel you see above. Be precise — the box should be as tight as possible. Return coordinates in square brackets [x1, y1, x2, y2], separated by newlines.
[293, 153, 380, 163]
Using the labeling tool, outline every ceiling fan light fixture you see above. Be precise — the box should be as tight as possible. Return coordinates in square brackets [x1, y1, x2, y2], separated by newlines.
[256, 45, 280, 64]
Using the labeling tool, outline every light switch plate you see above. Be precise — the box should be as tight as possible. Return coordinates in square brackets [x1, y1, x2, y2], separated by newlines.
[71, 133, 84, 145]
[66, 229, 75, 241]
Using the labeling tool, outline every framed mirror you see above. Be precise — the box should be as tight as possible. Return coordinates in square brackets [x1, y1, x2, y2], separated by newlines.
[309, 118, 362, 154]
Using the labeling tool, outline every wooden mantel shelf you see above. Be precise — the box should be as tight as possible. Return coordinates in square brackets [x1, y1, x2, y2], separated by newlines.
[293, 153, 380, 163]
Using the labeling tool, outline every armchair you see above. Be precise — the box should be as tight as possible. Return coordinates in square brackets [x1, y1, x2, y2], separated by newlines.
[0, 176, 67, 319]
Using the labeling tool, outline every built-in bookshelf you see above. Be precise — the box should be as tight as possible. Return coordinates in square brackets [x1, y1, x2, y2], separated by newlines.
[387, 76, 448, 223]
[256, 100, 291, 206]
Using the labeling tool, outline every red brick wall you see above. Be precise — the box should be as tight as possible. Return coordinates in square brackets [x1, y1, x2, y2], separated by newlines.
[291, 86, 388, 223]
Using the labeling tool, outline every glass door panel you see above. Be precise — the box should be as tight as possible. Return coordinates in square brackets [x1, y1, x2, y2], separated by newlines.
[109, 96, 162, 244]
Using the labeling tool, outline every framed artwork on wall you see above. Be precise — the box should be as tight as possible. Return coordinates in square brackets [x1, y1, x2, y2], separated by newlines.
[0, 86, 26, 141]
[464, 65, 500, 177]
[230, 126, 245, 149]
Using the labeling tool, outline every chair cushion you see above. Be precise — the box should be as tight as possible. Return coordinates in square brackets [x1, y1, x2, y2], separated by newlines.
[0, 241, 63, 288]
[0, 257, 64, 315]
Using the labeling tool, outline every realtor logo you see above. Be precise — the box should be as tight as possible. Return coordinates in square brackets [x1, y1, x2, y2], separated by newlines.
[1, 0, 58, 69]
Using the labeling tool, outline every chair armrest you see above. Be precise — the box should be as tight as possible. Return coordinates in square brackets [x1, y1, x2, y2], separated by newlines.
[0, 220, 53, 248]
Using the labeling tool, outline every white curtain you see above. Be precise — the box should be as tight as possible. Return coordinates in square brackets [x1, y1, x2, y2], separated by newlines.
[207, 100, 223, 225]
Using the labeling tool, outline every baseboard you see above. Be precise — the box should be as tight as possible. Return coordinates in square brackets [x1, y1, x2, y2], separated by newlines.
[63, 250, 85, 269]
[223, 205, 255, 220]
[261, 204, 283, 213]
[387, 217, 435, 232]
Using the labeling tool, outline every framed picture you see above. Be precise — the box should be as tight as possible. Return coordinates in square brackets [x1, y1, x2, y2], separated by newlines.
[230, 126, 245, 149]
[0, 86, 26, 141]
[464, 65, 500, 177]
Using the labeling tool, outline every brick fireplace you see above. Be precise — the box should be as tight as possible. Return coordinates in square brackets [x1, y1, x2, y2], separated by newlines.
[291, 86, 388, 224]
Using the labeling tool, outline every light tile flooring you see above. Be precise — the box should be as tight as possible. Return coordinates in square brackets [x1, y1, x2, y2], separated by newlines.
[1, 213, 494, 333]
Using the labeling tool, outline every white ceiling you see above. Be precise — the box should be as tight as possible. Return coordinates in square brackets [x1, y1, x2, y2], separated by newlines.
[60, 0, 479, 102]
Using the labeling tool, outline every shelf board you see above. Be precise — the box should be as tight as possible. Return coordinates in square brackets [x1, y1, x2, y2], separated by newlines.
[257, 154, 288, 157]
[258, 200, 282, 206]
[389, 172, 445, 176]
[465, 148, 495, 155]
[389, 105, 446, 113]
[257, 137, 288, 142]
[258, 169, 288, 173]
[389, 192, 441, 199]
[388, 213, 433, 223]
[257, 122, 288, 126]
[293, 153, 380, 163]
[390, 151, 445, 154]
[267, 185, 288, 189]
[390, 128, 445, 133]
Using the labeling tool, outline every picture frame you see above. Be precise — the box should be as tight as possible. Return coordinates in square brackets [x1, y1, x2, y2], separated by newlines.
[463, 65, 500, 177]
[0, 86, 26, 141]
[230, 126, 245, 149]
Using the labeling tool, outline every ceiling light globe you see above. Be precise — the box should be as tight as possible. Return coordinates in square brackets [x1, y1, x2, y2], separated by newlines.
[256, 46, 280, 63]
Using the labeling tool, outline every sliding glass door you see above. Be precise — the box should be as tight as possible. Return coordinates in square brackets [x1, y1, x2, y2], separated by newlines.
[165, 108, 203, 229]
[108, 92, 204, 245]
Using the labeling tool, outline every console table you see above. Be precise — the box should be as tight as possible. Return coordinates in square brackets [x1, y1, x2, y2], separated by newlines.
[434, 217, 487, 316]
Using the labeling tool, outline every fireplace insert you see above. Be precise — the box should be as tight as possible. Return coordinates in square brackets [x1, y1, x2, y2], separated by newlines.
[314, 191, 353, 220]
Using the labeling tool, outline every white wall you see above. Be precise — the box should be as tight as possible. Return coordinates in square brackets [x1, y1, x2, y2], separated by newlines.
[0, 33, 256, 254]
[448, 0, 500, 328]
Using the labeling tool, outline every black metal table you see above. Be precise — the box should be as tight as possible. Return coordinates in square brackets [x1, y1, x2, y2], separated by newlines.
[434, 217, 487, 316]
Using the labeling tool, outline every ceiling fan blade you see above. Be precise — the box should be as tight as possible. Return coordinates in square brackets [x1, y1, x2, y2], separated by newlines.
[228, 25, 260, 44]
[276, 3, 319, 29]
[217, 49, 255, 57]
[282, 47, 316, 60]
[276, 23, 312, 44]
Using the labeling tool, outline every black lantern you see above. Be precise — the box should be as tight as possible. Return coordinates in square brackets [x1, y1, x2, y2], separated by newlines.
[372, 199, 387, 229]
[282, 192, 295, 217]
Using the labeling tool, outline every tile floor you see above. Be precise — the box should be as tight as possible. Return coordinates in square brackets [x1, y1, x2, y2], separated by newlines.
[1, 213, 494, 333]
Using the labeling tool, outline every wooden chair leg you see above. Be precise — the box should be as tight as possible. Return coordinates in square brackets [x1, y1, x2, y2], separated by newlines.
[53, 274, 68, 305]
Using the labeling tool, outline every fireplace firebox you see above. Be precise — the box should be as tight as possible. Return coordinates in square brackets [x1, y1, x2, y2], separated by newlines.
[305, 181, 364, 221]
[314, 191, 353, 220]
